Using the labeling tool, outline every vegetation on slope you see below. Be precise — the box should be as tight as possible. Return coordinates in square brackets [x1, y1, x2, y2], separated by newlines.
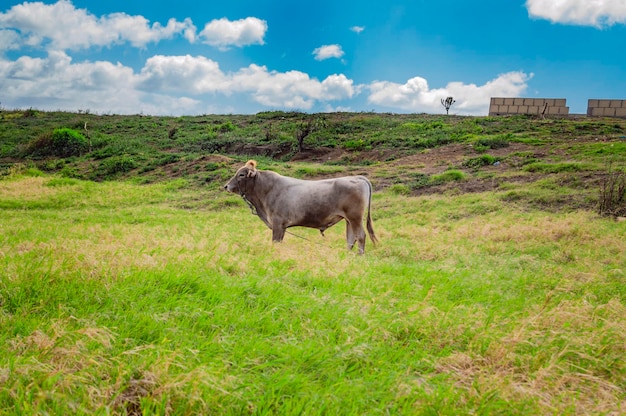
[1, 108, 625, 215]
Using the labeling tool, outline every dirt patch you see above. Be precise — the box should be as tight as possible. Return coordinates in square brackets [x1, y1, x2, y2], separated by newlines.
[197, 154, 233, 164]
[387, 142, 535, 173]
[229, 142, 294, 159]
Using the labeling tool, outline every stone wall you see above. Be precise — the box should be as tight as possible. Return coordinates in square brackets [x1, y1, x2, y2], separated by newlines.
[587, 99, 626, 117]
[489, 98, 569, 116]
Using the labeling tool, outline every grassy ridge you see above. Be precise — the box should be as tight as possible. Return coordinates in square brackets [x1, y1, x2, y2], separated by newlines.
[2, 110, 625, 185]
[1, 172, 624, 414]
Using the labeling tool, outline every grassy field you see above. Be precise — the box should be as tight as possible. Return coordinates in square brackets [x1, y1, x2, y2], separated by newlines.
[1, 110, 625, 414]
[1, 171, 625, 415]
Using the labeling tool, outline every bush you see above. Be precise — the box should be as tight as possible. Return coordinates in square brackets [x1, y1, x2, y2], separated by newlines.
[598, 164, 626, 217]
[388, 184, 411, 195]
[413, 134, 454, 149]
[50, 128, 89, 157]
[99, 155, 137, 177]
[470, 135, 510, 152]
[205, 162, 220, 171]
[407, 173, 431, 190]
[462, 154, 499, 169]
[432, 170, 466, 183]
[217, 121, 236, 133]
[23, 128, 86, 158]
[474, 136, 510, 150]
[41, 159, 65, 171]
[22, 133, 52, 157]
[343, 139, 368, 151]
[60, 165, 83, 179]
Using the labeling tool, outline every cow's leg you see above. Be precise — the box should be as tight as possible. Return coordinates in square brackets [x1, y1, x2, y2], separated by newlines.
[345, 221, 357, 251]
[272, 225, 286, 242]
[355, 225, 366, 254]
[347, 221, 367, 254]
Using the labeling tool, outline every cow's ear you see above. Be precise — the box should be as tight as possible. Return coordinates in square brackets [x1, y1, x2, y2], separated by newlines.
[245, 160, 257, 177]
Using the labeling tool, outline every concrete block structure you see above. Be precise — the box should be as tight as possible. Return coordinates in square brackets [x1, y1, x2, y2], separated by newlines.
[489, 98, 569, 116]
[587, 99, 626, 118]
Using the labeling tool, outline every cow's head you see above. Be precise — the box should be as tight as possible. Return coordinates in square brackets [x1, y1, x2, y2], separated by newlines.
[224, 160, 257, 194]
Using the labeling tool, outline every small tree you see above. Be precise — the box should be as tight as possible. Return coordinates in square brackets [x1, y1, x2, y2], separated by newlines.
[295, 115, 326, 152]
[441, 96, 455, 115]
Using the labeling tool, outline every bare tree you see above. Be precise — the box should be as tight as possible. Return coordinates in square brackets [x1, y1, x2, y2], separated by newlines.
[295, 116, 326, 152]
[441, 96, 455, 115]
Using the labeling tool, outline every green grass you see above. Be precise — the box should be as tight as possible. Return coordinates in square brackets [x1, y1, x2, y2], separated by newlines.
[431, 169, 467, 183]
[462, 154, 500, 169]
[1, 110, 625, 414]
[1, 174, 624, 415]
[523, 162, 586, 173]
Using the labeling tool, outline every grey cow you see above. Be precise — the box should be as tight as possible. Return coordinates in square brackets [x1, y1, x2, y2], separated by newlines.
[224, 160, 378, 254]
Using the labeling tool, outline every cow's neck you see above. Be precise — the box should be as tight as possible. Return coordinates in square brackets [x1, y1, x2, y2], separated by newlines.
[243, 172, 272, 228]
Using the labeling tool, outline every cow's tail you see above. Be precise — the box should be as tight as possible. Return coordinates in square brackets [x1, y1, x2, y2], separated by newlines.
[365, 178, 378, 245]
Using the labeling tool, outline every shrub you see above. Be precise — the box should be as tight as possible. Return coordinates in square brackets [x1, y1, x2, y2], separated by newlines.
[24, 167, 44, 177]
[598, 164, 626, 217]
[217, 121, 236, 133]
[60, 165, 83, 179]
[388, 184, 411, 195]
[41, 159, 65, 171]
[24, 128, 87, 158]
[432, 170, 466, 183]
[462, 154, 499, 169]
[343, 139, 368, 151]
[470, 135, 511, 152]
[205, 162, 220, 171]
[23, 133, 52, 157]
[99, 155, 137, 177]
[413, 133, 455, 149]
[407, 173, 431, 190]
[50, 128, 89, 157]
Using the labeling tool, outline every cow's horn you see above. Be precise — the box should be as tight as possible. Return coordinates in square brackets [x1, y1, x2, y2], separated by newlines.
[245, 160, 257, 177]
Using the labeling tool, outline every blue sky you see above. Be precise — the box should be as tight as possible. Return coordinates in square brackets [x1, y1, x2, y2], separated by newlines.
[1, 0, 625, 116]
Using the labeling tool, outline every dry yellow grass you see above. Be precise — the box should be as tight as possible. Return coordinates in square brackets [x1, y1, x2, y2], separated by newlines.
[436, 299, 626, 415]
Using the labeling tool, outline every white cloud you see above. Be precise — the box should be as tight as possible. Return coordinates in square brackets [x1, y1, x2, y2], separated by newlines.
[138, 55, 227, 93]
[0, 51, 356, 114]
[0, 0, 195, 50]
[0, 1, 267, 52]
[138, 55, 355, 109]
[367, 72, 532, 115]
[350, 26, 365, 34]
[0, 29, 20, 50]
[313, 44, 344, 61]
[228, 65, 354, 109]
[198, 17, 267, 50]
[526, 0, 626, 27]
[320, 74, 355, 100]
[0, 50, 143, 112]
